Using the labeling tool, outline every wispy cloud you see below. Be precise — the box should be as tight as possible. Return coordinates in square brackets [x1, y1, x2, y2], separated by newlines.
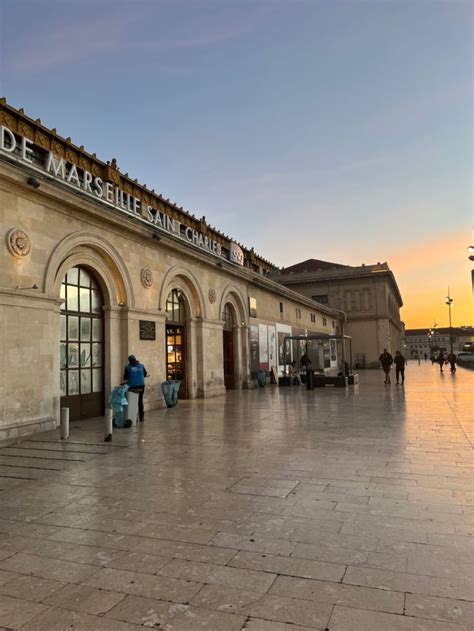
[6, 11, 133, 73]
[139, 20, 256, 51]
[4, 2, 265, 75]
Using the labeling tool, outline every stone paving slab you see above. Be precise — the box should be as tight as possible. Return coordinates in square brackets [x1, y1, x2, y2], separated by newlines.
[0, 364, 472, 630]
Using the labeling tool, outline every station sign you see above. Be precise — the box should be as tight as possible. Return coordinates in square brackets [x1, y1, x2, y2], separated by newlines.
[0, 125, 244, 263]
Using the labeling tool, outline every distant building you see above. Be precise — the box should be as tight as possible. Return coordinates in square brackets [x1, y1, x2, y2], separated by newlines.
[405, 327, 474, 358]
[271, 259, 403, 368]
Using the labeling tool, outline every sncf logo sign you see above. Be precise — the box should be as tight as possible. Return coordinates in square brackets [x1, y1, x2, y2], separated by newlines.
[230, 243, 244, 266]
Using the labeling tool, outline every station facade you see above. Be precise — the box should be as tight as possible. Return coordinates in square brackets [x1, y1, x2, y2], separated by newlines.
[0, 101, 345, 441]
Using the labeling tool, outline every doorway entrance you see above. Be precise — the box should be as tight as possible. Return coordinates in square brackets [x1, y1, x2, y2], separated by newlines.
[223, 303, 235, 389]
[166, 289, 187, 398]
[60, 266, 104, 419]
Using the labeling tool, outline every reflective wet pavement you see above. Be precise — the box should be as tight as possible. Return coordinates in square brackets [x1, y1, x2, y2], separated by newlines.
[0, 363, 473, 630]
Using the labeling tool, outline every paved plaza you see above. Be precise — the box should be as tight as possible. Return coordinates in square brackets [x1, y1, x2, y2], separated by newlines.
[0, 363, 473, 630]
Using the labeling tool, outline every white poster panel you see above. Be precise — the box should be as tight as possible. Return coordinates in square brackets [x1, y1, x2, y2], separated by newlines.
[258, 324, 269, 370]
[267, 326, 277, 373]
[276, 323, 292, 375]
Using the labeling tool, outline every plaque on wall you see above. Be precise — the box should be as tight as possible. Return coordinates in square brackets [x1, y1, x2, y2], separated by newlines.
[139, 320, 156, 340]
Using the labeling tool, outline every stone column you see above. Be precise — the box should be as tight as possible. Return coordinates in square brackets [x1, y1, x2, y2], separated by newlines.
[233, 323, 251, 389]
[194, 318, 226, 398]
[186, 316, 199, 399]
[239, 324, 251, 389]
[103, 306, 126, 404]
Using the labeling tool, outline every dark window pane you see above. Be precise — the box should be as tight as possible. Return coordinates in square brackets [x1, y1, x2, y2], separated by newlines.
[60, 343, 67, 369]
[67, 268, 78, 284]
[79, 288, 91, 313]
[68, 316, 79, 341]
[68, 343, 79, 368]
[60, 371, 67, 397]
[67, 286, 78, 311]
[81, 370, 91, 394]
[80, 343, 91, 367]
[81, 318, 91, 341]
[79, 269, 91, 288]
[68, 370, 79, 395]
[92, 343, 102, 367]
[92, 369, 102, 393]
[92, 319, 102, 341]
[91, 289, 102, 313]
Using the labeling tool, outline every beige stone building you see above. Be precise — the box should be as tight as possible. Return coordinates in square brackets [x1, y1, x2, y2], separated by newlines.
[0, 101, 345, 440]
[272, 259, 403, 368]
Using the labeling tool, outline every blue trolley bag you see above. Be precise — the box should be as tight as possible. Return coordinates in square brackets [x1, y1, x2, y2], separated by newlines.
[109, 385, 132, 428]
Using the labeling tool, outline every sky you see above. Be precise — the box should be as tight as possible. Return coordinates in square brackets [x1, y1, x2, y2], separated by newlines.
[0, 0, 472, 328]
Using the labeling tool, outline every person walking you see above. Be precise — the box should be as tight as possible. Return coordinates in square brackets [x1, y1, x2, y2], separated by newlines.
[379, 348, 393, 385]
[394, 350, 406, 385]
[437, 352, 445, 373]
[447, 351, 457, 374]
[123, 355, 148, 422]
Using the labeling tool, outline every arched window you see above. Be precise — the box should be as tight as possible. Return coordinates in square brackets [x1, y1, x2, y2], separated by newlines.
[166, 289, 186, 323]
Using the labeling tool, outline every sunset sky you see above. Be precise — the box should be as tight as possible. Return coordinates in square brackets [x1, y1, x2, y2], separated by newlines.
[0, 0, 472, 328]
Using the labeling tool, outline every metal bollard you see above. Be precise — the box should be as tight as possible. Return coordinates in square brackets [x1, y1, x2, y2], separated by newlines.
[104, 408, 113, 442]
[60, 407, 69, 440]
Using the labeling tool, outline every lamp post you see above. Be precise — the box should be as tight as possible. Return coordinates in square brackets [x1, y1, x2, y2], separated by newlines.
[445, 291, 454, 354]
[431, 323, 437, 356]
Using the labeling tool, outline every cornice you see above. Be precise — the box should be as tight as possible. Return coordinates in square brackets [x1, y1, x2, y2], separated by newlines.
[0, 99, 275, 270]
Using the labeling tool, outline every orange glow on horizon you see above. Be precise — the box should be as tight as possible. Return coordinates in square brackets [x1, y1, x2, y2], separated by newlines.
[387, 230, 473, 329]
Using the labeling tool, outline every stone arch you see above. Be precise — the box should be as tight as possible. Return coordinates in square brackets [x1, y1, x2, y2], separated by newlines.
[218, 284, 248, 326]
[219, 284, 250, 390]
[159, 265, 206, 320]
[43, 231, 134, 307]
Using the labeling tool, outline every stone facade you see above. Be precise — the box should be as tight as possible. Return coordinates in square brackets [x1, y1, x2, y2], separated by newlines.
[0, 102, 344, 441]
[272, 259, 403, 368]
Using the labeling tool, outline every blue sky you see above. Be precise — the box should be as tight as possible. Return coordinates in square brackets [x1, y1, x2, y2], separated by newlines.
[0, 0, 472, 325]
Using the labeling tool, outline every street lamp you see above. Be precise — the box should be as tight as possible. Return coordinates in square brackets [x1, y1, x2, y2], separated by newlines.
[445, 291, 454, 354]
[431, 323, 437, 355]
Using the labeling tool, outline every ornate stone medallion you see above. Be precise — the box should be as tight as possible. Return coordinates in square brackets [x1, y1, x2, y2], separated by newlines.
[141, 267, 153, 288]
[6, 229, 31, 258]
[208, 288, 216, 304]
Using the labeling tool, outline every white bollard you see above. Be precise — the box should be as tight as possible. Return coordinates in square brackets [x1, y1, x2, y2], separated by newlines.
[60, 407, 69, 440]
[127, 391, 139, 427]
[104, 408, 113, 442]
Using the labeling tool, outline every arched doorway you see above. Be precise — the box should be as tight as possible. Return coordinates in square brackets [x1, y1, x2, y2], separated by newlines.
[60, 266, 104, 419]
[166, 289, 188, 398]
[223, 303, 236, 389]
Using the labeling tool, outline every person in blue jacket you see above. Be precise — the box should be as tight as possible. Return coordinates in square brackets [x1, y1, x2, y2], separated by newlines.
[123, 355, 148, 422]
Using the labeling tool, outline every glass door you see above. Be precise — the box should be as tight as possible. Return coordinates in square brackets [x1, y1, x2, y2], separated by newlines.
[223, 303, 235, 389]
[60, 266, 104, 419]
[166, 325, 186, 398]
